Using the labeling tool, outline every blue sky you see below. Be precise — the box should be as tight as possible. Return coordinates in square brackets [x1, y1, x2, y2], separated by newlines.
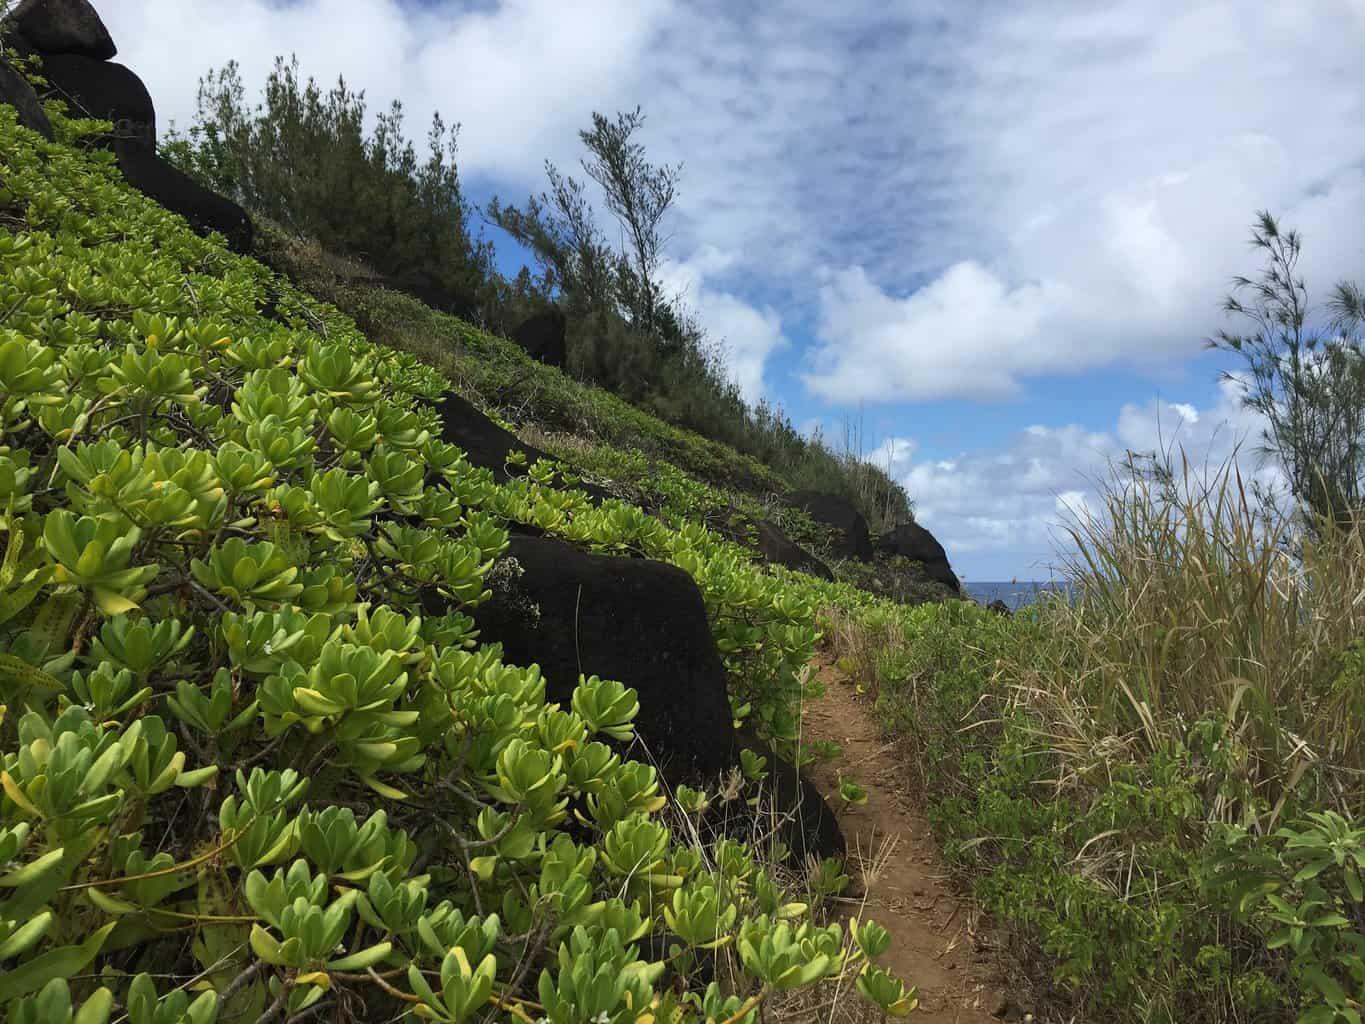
[108, 0, 1365, 580]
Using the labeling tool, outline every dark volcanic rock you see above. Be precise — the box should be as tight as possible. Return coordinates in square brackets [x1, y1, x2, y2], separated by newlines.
[877, 521, 960, 592]
[427, 391, 609, 503]
[755, 519, 834, 581]
[38, 54, 153, 145]
[110, 140, 254, 254]
[431, 392, 553, 484]
[31, 53, 252, 252]
[8, 0, 116, 60]
[473, 535, 736, 781]
[986, 599, 1011, 616]
[387, 270, 479, 322]
[736, 728, 844, 862]
[0, 56, 52, 138]
[790, 490, 872, 561]
[510, 309, 567, 368]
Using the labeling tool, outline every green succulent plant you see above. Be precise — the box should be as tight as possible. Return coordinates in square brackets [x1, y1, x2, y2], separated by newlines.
[0, 101, 915, 1024]
[190, 538, 302, 608]
[42, 510, 160, 614]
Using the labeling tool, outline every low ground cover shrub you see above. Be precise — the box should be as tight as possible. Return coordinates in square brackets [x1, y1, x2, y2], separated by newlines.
[0, 106, 920, 1021]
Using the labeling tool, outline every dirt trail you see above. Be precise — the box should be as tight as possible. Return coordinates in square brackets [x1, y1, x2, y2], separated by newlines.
[802, 661, 1019, 1023]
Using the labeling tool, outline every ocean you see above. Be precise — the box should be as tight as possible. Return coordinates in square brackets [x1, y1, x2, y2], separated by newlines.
[963, 581, 1068, 611]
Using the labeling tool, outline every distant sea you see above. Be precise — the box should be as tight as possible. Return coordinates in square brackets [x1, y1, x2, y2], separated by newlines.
[963, 581, 1068, 611]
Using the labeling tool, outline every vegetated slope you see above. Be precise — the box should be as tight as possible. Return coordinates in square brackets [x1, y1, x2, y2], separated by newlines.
[0, 106, 924, 1020]
[255, 224, 790, 502]
[253, 224, 961, 609]
[836, 471, 1365, 1024]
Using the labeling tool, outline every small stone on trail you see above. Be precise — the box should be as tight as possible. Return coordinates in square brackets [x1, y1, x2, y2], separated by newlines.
[990, 995, 1027, 1021]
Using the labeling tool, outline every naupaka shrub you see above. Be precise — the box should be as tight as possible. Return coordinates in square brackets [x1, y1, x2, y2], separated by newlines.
[0, 105, 915, 1020]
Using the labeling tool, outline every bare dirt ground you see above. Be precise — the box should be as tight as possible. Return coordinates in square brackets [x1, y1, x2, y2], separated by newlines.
[801, 660, 1024, 1024]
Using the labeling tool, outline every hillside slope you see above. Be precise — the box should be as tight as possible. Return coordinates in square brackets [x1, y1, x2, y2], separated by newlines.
[252, 224, 962, 609]
[0, 80, 945, 1021]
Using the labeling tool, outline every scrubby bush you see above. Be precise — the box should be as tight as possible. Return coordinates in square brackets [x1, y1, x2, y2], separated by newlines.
[1209, 211, 1365, 531]
[841, 452, 1365, 1022]
[161, 58, 499, 322]
[0, 105, 922, 1021]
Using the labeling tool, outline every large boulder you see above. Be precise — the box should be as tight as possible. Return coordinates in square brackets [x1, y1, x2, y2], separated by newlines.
[39, 54, 154, 144]
[790, 490, 872, 561]
[6, 0, 116, 60]
[430, 392, 553, 484]
[110, 141, 254, 254]
[510, 309, 567, 368]
[386, 270, 480, 323]
[877, 521, 960, 592]
[755, 519, 833, 581]
[472, 535, 736, 781]
[0, 56, 52, 139]
[736, 728, 844, 862]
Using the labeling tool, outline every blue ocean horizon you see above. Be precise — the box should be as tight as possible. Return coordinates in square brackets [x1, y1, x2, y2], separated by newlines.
[963, 580, 1067, 610]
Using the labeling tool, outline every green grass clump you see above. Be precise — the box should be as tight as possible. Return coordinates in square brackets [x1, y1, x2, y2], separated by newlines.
[836, 457, 1365, 1023]
[0, 107, 924, 1021]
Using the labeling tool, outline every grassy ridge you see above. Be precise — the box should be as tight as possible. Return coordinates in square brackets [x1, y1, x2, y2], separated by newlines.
[254, 223, 789, 498]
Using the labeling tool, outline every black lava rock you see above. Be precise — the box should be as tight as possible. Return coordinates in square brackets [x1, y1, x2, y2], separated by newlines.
[877, 521, 960, 592]
[0, 56, 52, 138]
[7, 0, 116, 60]
[473, 535, 736, 781]
[790, 490, 873, 561]
[755, 519, 834, 581]
[510, 309, 567, 368]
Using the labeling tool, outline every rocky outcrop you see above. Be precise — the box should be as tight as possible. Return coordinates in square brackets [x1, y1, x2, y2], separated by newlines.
[511, 309, 567, 368]
[790, 490, 872, 561]
[4, 0, 254, 253]
[472, 535, 737, 781]
[427, 391, 612, 505]
[110, 141, 253, 253]
[7, 0, 115, 59]
[755, 519, 834, 581]
[877, 521, 960, 592]
[0, 57, 51, 138]
[430, 392, 554, 484]
[39, 54, 155, 144]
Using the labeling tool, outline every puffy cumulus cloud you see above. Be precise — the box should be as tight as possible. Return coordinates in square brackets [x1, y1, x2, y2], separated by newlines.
[808, 263, 1069, 400]
[803, 1, 1365, 402]
[658, 248, 789, 402]
[102, 0, 1363, 406]
[900, 381, 1284, 580]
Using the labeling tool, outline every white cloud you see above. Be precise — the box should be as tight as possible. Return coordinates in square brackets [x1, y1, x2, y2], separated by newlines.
[658, 248, 789, 401]
[103, 0, 670, 187]
[799, 1, 1365, 402]
[900, 382, 1285, 579]
[102, 0, 1365, 407]
[807, 262, 1068, 400]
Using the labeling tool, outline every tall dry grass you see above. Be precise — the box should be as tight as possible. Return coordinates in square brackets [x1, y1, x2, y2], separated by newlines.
[1021, 452, 1365, 825]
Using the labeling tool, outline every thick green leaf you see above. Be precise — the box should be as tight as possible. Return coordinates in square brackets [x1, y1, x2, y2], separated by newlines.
[0, 921, 116, 1001]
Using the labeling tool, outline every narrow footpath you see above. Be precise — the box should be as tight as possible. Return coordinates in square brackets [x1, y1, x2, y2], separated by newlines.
[801, 660, 1023, 1023]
